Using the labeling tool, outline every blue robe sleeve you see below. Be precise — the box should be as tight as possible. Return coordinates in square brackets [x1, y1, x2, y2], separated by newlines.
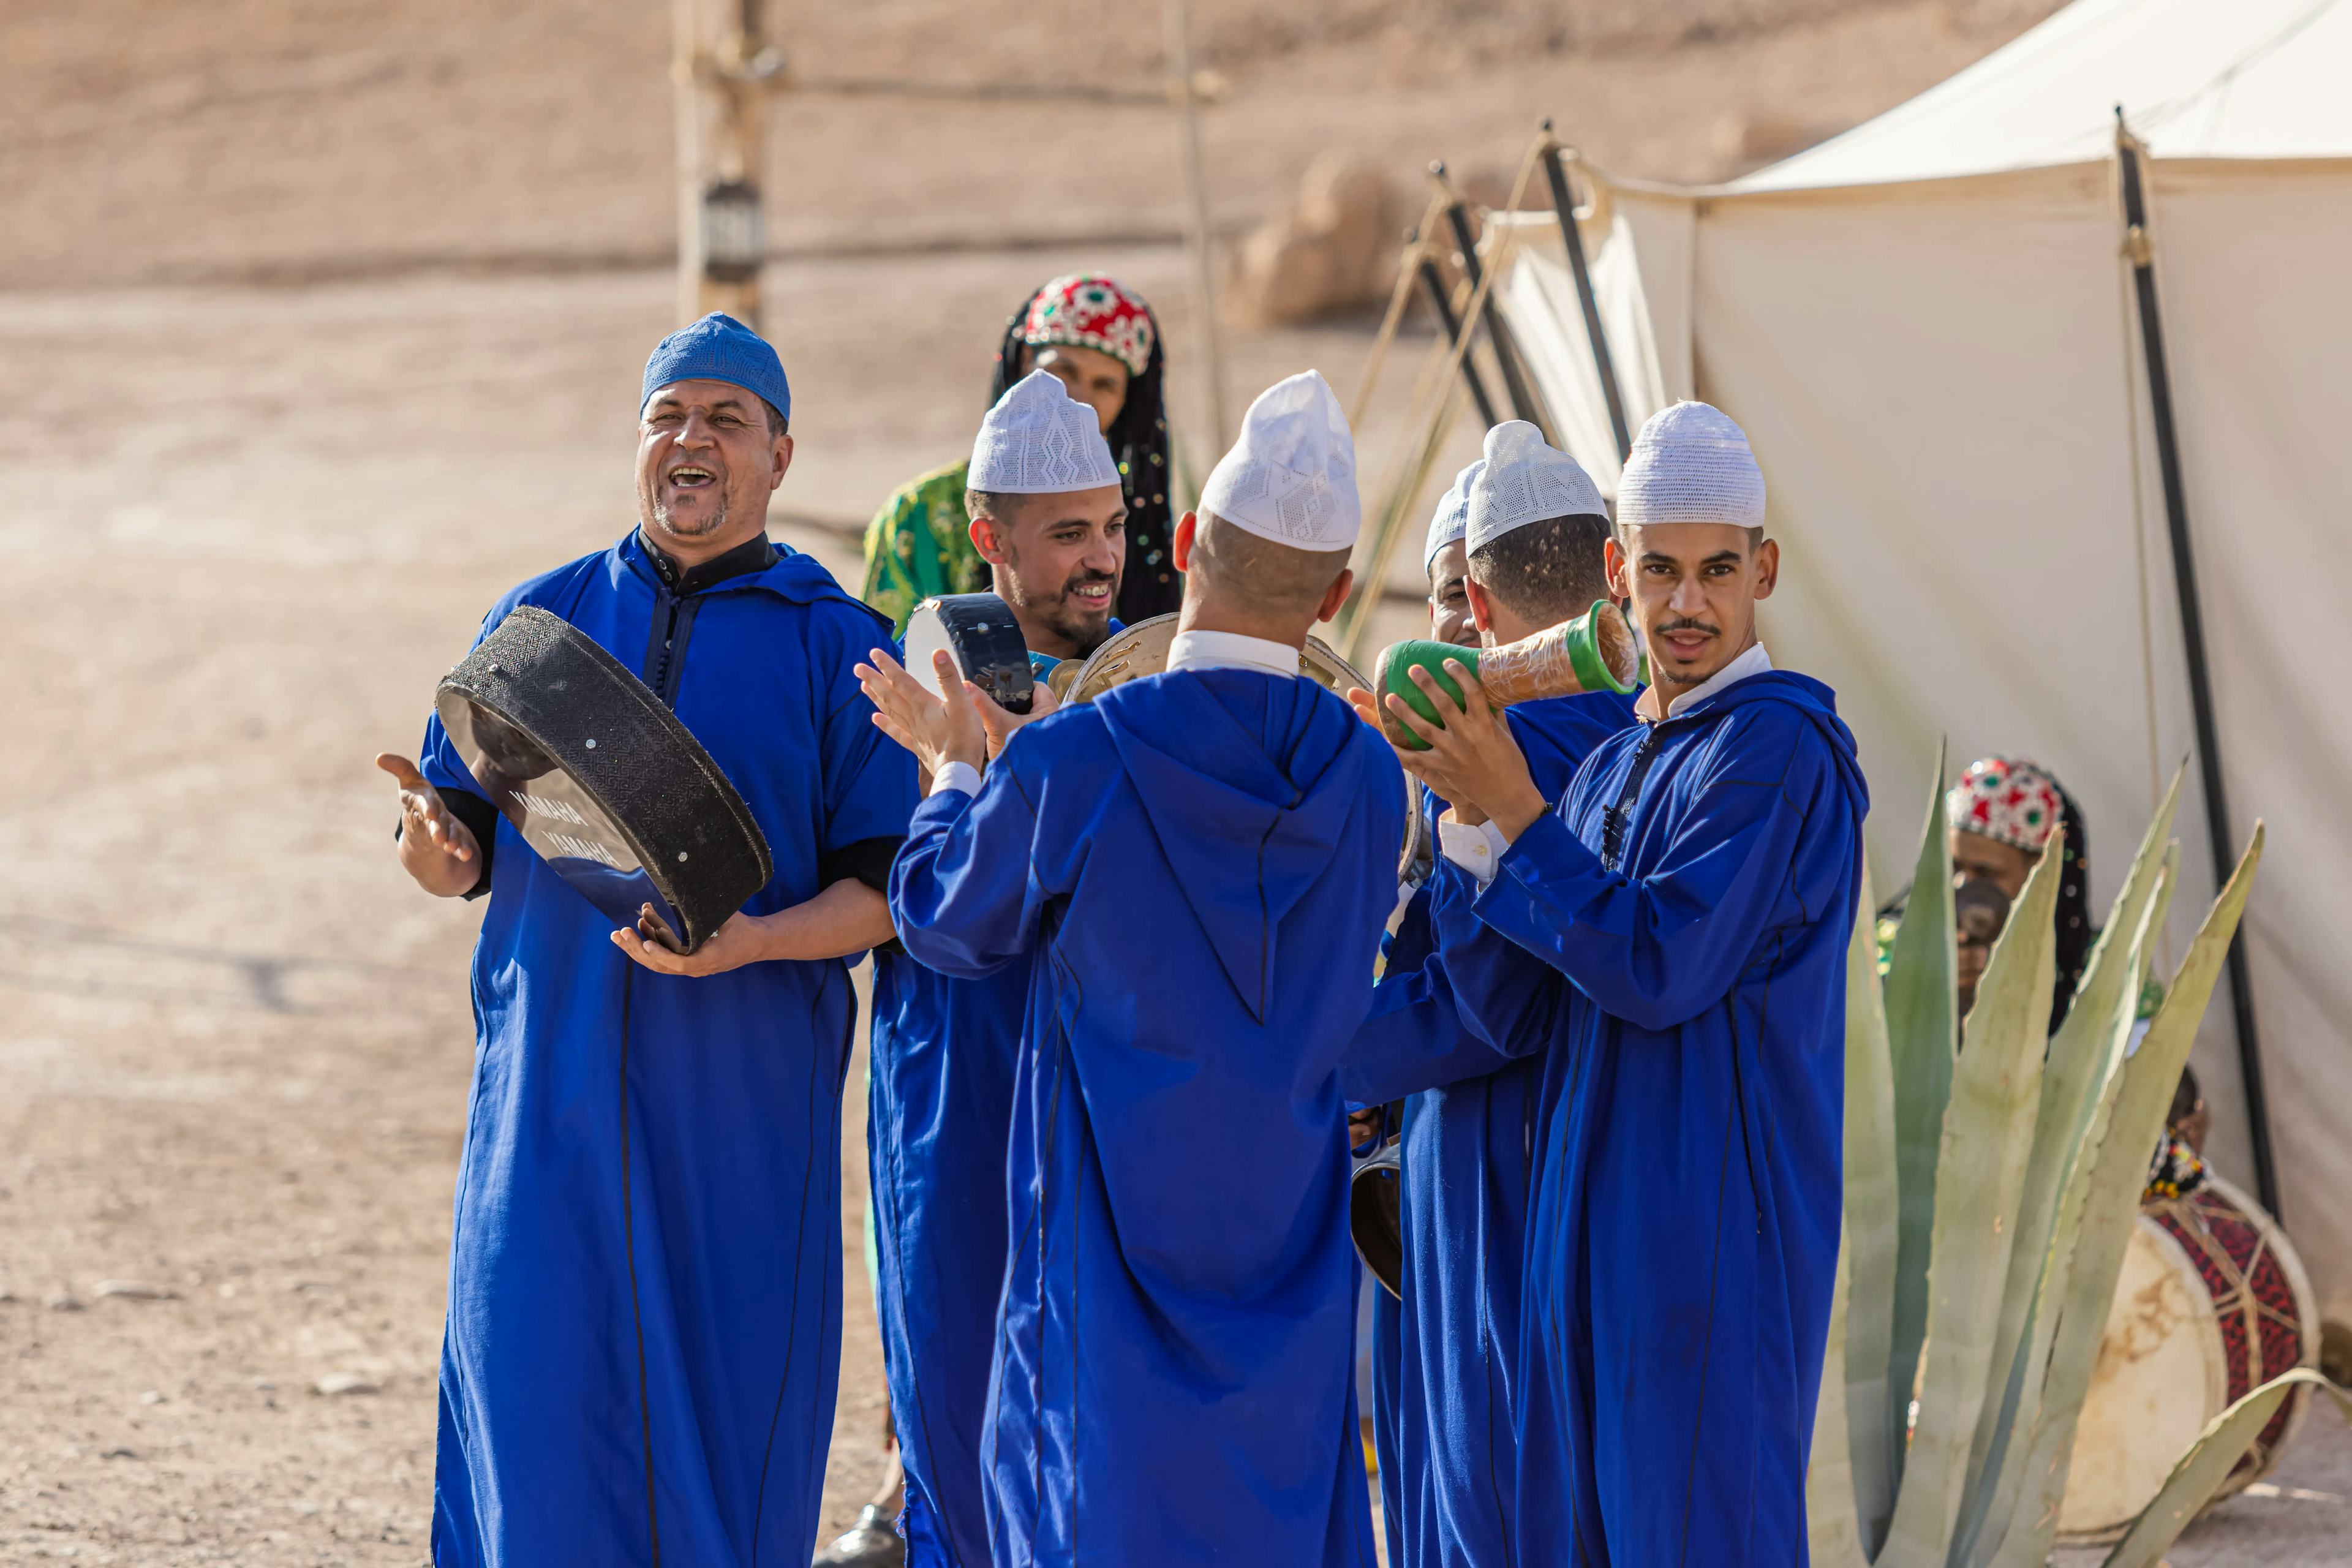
[816, 612, 921, 857]
[1341, 876, 1528, 1104]
[890, 762, 1048, 980]
[1464, 730, 1820, 1031]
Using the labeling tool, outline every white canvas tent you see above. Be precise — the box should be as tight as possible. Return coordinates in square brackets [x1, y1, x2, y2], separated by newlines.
[1493, 0, 2352, 1330]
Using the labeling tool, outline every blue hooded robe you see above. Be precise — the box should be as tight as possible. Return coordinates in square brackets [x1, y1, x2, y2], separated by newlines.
[419, 530, 916, 1568]
[864, 624, 1123, 1568]
[1347, 690, 1635, 1568]
[888, 667, 1403, 1568]
[1428, 666, 1865, 1566]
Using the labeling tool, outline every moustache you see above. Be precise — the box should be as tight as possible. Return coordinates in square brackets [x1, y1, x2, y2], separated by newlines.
[1653, 617, 1722, 640]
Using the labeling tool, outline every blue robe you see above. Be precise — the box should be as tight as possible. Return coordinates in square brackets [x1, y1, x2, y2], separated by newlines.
[1346, 692, 1636, 1568]
[420, 532, 916, 1568]
[1430, 668, 1865, 1566]
[865, 621, 1123, 1568]
[889, 668, 1403, 1568]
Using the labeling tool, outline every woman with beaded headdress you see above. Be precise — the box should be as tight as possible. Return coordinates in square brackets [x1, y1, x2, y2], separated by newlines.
[1946, 755, 2095, 1032]
[861, 273, 1178, 634]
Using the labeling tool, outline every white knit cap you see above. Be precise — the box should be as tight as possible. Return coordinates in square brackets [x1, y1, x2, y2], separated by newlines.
[1424, 460, 1481, 570]
[967, 369, 1123, 495]
[1464, 421, 1605, 554]
[1616, 401, 1765, 530]
[1199, 370, 1361, 549]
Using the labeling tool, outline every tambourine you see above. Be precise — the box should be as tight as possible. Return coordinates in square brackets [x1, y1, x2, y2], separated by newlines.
[903, 593, 1037, 715]
[1061, 614, 1429, 881]
[435, 607, 773, 954]
[1350, 1137, 1404, 1298]
[1376, 599, 1639, 750]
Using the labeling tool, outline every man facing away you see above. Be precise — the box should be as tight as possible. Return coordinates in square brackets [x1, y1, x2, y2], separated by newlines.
[377, 314, 915, 1568]
[1378, 402, 1866, 1564]
[862, 370, 1129, 1568]
[1349, 423, 1637, 1568]
[859, 371, 1402, 1567]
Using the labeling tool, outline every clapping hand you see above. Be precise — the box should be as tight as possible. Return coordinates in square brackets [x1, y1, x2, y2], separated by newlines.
[856, 647, 989, 778]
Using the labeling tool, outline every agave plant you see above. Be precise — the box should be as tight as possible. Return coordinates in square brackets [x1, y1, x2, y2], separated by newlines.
[1807, 756, 2344, 1568]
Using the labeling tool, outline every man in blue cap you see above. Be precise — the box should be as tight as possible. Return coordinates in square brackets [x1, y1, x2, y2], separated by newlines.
[376, 313, 918, 1568]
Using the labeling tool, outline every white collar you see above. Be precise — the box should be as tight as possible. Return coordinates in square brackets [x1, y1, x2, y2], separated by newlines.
[1641, 639, 1773, 722]
[1166, 628, 1301, 680]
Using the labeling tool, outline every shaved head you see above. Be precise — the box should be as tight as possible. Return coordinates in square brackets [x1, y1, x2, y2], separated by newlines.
[1187, 512, 1354, 618]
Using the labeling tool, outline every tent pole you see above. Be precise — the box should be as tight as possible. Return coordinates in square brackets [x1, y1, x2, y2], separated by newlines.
[2114, 113, 2281, 1219]
[1538, 124, 1632, 462]
[1411, 228, 1501, 429]
[1433, 163, 1547, 433]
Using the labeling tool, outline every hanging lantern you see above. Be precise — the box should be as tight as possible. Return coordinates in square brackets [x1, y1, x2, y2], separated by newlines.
[699, 179, 764, 284]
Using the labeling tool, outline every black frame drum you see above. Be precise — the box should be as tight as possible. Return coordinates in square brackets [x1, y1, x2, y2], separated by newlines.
[903, 593, 1037, 715]
[434, 606, 772, 954]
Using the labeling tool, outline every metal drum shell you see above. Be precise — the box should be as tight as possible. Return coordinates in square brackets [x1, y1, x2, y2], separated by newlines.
[2056, 1173, 2318, 1544]
[904, 592, 1037, 715]
[435, 606, 773, 955]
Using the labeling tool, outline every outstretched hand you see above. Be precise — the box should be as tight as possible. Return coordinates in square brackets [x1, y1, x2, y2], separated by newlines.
[1368, 662, 1547, 841]
[856, 647, 988, 779]
[376, 752, 482, 897]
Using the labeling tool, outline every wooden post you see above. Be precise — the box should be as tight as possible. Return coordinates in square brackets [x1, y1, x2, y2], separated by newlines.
[1162, 0, 1230, 451]
[672, 0, 778, 331]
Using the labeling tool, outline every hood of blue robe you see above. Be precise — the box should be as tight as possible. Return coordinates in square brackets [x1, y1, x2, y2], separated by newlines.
[1684, 665, 1868, 815]
[1093, 669, 1389, 1023]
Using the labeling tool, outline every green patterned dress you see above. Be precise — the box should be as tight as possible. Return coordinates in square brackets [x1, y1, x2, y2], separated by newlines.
[861, 459, 986, 636]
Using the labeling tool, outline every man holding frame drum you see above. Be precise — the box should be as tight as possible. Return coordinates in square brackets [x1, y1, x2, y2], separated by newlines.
[377, 314, 916, 1568]
[859, 370, 1128, 1568]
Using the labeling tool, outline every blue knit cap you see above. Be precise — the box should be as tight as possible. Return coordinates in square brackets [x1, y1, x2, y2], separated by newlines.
[640, 312, 791, 423]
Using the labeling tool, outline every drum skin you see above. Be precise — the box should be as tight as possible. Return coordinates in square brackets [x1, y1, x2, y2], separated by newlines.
[435, 606, 773, 954]
[2057, 1174, 2316, 1542]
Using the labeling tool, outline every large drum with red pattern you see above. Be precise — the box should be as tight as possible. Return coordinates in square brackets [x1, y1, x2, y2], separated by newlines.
[2057, 1174, 2316, 1542]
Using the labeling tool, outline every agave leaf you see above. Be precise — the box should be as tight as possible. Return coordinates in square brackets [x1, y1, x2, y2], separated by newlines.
[1953, 774, 2183, 1546]
[1989, 827, 2263, 1568]
[1883, 742, 1956, 1504]
[1875, 840, 2060, 1567]
[2098, 1370, 2352, 1568]
[1840, 861, 1901, 1553]
[1958, 860, 2174, 1568]
[1809, 1223, 1874, 1568]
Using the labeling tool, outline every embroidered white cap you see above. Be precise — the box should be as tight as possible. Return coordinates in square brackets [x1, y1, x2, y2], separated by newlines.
[967, 369, 1123, 495]
[1616, 401, 1766, 530]
[1199, 370, 1361, 549]
[1425, 460, 1481, 570]
[1464, 421, 1606, 554]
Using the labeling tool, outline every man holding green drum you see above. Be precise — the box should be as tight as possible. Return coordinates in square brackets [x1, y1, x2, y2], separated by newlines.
[1344, 421, 1638, 1568]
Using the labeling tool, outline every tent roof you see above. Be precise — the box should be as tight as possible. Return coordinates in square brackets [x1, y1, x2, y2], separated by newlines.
[1736, 0, 2352, 192]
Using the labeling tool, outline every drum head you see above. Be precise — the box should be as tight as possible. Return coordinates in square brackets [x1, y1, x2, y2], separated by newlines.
[435, 606, 772, 954]
[1064, 618, 1426, 878]
[905, 594, 1036, 715]
[2057, 1172, 2320, 1543]
[1350, 1140, 1404, 1299]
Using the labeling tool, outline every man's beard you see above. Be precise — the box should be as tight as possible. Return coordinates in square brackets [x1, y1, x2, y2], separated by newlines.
[649, 489, 728, 540]
[1008, 562, 1118, 655]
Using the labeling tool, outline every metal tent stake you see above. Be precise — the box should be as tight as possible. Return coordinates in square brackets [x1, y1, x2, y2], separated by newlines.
[1539, 124, 1632, 462]
[2114, 112, 2281, 1219]
[1434, 164, 1548, 432]
[1411, 227, 1501, 429]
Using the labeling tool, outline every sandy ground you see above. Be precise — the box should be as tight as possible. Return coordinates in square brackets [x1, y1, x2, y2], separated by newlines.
[7, 2, 2348, 1564]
